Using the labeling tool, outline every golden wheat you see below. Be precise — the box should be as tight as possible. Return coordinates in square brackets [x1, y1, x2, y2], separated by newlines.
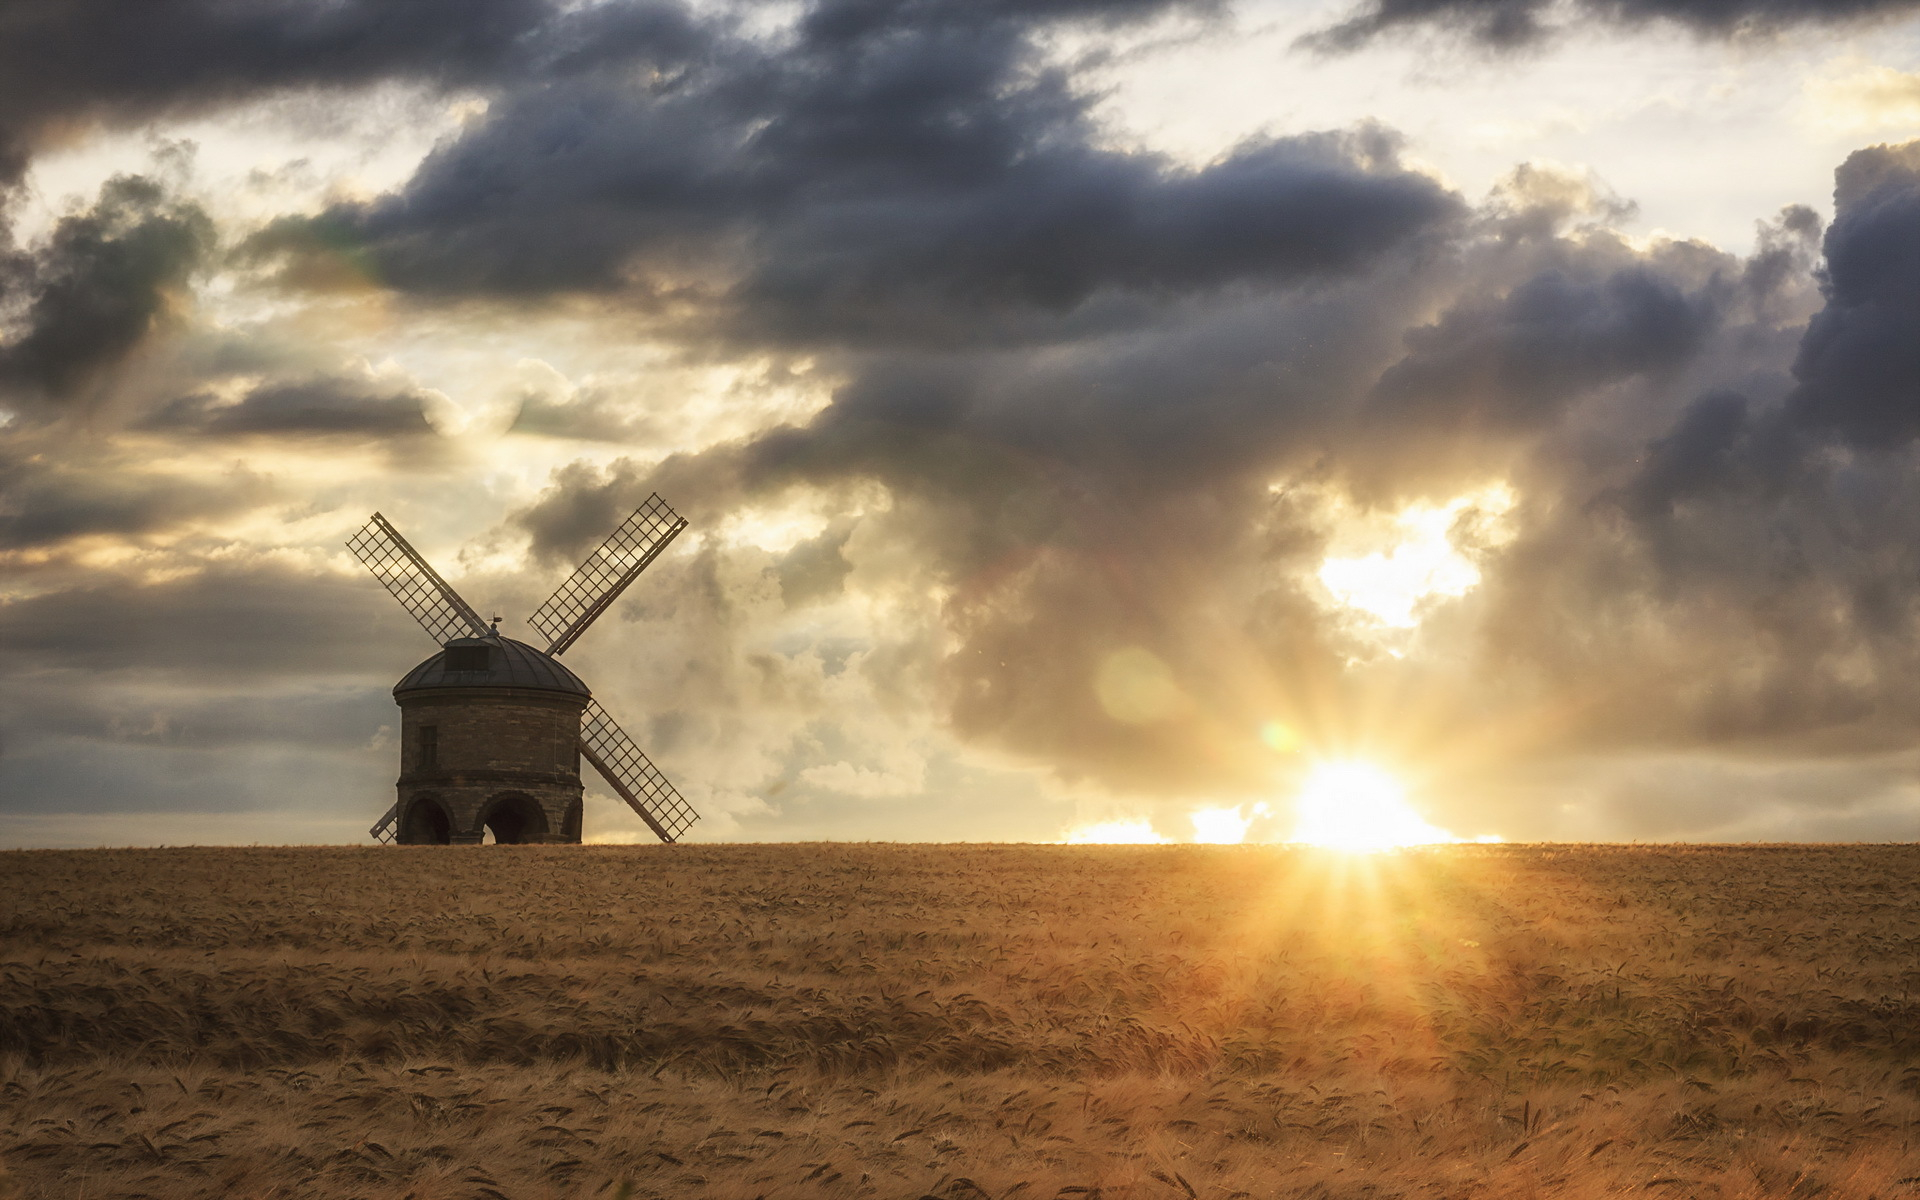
[4, 843, 1920, 1198]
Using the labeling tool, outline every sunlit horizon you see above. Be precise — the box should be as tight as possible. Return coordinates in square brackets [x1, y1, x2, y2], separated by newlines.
[1058, 761, 1501, 849]
[1062, 818, 1170, 844]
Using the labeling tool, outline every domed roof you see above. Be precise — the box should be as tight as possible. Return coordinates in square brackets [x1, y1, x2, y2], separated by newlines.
[393, 635, 591, 698]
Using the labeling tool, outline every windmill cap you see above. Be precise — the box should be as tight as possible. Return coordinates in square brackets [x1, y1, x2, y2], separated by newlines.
[393, 635, 592, 698]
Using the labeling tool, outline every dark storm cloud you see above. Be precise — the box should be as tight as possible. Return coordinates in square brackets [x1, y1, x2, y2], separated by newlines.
[1358, 172, 1811, 462]
[1607, 143, 1920, 506]
[736, 127, 1460, 343]
[1303, 0, 1920, 50]
[1372, 260, 1726, 433]
[0, 175, 214, 406]
[1785, 143, 1920, 446]
[1453, 141, 1920, 759]
[1618, 389, 1756, 519]
[0, 0, 558, 186]
[262, 2, 1457, 342]
[141, 376, 435, 439]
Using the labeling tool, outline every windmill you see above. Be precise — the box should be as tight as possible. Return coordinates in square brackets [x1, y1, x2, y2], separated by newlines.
[345, 495, 698, 845]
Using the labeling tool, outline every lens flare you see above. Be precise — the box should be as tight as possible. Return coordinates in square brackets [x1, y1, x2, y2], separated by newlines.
[1289, 761, 1456, 852]
[1259, 721, 1302, 754]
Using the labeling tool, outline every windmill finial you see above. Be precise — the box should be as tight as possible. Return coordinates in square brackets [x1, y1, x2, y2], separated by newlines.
[489, 614, 502, 634]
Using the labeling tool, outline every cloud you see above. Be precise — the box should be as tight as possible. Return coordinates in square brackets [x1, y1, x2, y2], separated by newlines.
[1371, 257, 1726, 434]
[505, 363, 662, 443]
[0, 174, 214, 407]
[1302, 0, 1920, 51]
[0, 446, 268, 552]
[140, 375, 436, 439]
[0, 0, 557, 186]
[1617, 389, 1754, 520]
[0, 563, 418, 677]
[254, 4, 1457, 348]
[1786, 142, 1920, 445]
[1446, 140, 1920, 760]
[800, 754, 926, 797]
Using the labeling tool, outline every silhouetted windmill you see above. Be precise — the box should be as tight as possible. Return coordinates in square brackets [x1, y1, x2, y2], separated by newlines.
[346, 495, 697, 845]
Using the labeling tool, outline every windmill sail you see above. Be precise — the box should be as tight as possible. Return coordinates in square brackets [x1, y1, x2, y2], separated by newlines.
[579, 699, 700, 842]
[346, 513, 491, 645]
[370, 801, 399, 844]
[529, 494, 688, 656]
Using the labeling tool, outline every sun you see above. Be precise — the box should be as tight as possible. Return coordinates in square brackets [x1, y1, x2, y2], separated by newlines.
[1289, 760, 1457, 852]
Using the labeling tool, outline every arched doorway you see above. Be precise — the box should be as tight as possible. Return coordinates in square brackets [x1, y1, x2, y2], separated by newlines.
[481, 793, 548, 845]
[400, 794, 452, 844]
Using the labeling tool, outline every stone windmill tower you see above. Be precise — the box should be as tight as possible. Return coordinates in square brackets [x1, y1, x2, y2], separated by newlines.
[346, 495, 698, 845]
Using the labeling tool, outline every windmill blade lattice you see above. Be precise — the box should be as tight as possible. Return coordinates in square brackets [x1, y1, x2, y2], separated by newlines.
[579, 699, 700, 842]
[369, 801, 399, 844]
[530, 494, 687, 656]
[346, 513, 491, 645]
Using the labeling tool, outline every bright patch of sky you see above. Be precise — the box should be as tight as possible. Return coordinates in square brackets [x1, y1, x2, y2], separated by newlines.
[1075, 0, 1920, 252]
[1317, 485, 1516, 632]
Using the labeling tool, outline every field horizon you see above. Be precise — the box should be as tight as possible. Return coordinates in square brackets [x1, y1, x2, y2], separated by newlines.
[8, 842, 1920, 1199]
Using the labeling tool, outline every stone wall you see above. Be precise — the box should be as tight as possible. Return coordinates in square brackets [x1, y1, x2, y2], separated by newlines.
[393, 687, 588, 844]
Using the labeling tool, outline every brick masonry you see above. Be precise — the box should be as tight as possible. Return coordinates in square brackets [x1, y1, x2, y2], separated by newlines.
[394, 687, 589, 844]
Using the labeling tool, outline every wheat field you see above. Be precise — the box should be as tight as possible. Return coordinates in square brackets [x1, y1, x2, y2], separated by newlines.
[4, 844, 1920, 1199]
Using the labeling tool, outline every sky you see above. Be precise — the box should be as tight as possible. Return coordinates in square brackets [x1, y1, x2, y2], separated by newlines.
[7, 0, 1920, 847]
